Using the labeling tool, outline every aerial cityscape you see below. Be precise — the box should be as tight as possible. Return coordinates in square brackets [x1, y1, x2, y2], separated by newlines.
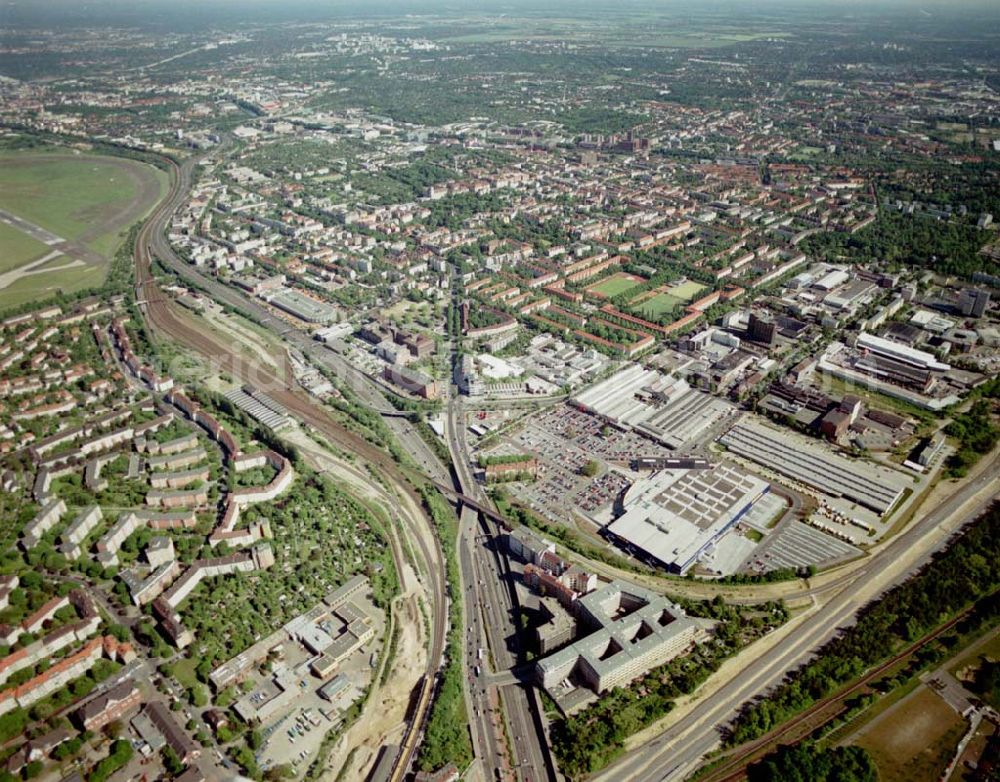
[0, 1, 998, 781]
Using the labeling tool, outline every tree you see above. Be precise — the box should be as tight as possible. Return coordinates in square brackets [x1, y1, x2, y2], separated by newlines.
[747, 742, 877, 782]
[189, 685, 208, 708]
[162, 746, 184, 776]
[580, 459, 600, 478]
[88, 739, 133, 782]
[196, 657, 213, 683]
[0, 710, 26, 743]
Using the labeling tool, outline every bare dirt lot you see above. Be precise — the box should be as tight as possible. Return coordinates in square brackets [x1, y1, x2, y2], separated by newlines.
[852, 685, 966, 782]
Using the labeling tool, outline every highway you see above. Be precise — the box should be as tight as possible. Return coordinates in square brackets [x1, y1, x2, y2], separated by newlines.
[132, 146, 450, 782]
[154, 179, 551, 780]
[136, 141, 524, 782]
[592, 448, 1000, 782]
[460, 503, 510, 780]
[448, 392, 557, 782]
[138, 144, 552, 778]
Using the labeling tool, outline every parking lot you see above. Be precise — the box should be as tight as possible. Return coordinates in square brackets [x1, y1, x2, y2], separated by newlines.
[529, 405, 677, 464]
[475, 405, 669, 522]
[742, 519, 862, 574]
[573, 471, 631, 515]
[236, 596, 386, 778]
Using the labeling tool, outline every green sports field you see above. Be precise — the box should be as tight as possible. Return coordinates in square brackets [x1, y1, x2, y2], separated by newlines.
[587, 272, 646, 298]
[637, 292, 684, 318]
[0, 151, 166, 311]
[631, 280, 708, 319]
[665, 280, 708, 301]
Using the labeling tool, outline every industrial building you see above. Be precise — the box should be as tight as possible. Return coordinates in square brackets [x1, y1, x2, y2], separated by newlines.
[506, 526, 556, 565]
[572, 364, 734, 449]
[261, 287, 339, 324]
[535, 581, 705, 694]
[856, 332, 951, 372]
[957, 288, 990, 318]
[382, 364, 439, 399]
[720, 419, 909, 515]
[746, 312, 777, 346]
[223, 385, 291, 431]
[604, 464, 769, 574]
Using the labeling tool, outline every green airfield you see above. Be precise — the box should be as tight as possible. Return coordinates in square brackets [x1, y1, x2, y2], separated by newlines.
[0, 222, 48, 274]
[436, 16, 793, 48]
[0, 151, 165, 310]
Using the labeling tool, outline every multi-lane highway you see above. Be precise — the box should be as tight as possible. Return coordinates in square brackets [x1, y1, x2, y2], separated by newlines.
[448, 394, 557, 782]
[460, 502, 511, 779]
[151, 171, 557, 781]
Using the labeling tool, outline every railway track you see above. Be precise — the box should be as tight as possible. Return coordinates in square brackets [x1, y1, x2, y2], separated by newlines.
[698, 590, 999, 782]
[132, 150, 449, 782]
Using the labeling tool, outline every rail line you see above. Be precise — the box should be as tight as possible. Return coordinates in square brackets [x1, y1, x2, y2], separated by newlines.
[698, 590, 999, 782]
[132, 149, 449, 782]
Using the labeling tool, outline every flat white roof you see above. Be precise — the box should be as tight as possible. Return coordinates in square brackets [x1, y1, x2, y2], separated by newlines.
[857, 332, 950, 371]
[606, 464, 768, 572]
[721, 418, 909, 515]
[573, 364, 732, 449]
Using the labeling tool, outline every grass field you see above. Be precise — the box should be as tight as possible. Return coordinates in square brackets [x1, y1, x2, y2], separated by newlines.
[0, 154, 142, 242]
[0, 151, 165, 311]
[629, 279, 708, 319]
[587, 272, 646, 298]
[0, 265, 98, 309]
[0, 222, 47, 273]
[665, 280, 708, 301]
[636, 291, 683, 318]
[171, 657, 200, 690]
[852, 686, 966, 782]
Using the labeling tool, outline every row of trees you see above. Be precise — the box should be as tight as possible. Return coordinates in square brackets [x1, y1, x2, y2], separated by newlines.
[746, 742, 877, 782]
[415, 488, 473, 773]
[477, 453, 535, 467]
[728, 500, 1000, 745]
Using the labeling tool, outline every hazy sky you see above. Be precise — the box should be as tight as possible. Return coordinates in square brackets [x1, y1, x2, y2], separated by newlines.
[4, 0, 1000, 31]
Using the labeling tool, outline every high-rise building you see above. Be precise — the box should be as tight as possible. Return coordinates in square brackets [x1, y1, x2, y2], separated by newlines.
[747, 312, 777, 345]
[957, 288, 990, 318]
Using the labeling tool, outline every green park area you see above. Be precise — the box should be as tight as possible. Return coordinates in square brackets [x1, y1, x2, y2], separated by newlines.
[632, 279, 708, 319]
[0, 151, 166, 311]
